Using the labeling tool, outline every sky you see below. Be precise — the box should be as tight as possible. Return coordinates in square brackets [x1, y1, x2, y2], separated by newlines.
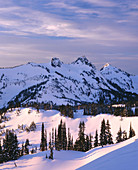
[0, 0, 138, 74]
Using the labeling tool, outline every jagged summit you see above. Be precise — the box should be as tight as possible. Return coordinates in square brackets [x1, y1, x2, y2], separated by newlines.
[51, 57, 63, 67]
[72, 56, 96, 69]
[0, 56, 137, 109]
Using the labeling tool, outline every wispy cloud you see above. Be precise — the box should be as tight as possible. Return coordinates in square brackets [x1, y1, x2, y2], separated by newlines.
[0, 0, 138, 74]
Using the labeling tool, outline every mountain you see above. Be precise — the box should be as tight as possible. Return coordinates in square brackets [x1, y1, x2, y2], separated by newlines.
[100, 63, 138, 94]
[0, 57, 137, 109]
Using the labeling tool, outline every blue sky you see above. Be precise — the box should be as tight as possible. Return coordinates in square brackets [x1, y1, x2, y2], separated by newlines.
[0, 0, 138, 74]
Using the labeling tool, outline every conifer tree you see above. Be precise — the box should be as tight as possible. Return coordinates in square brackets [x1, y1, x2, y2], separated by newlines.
[106, 120, 113, 144]
[49, 132, 51, 149]
[94, 130, 98, 147]
[74, 121, 86, 152]
[44, 129, 47, 150]
[52, 128, 54, 148]
[100, 119, 107, 147]
[116, 127, 123, 143]
[89, 134, 92, 149]
[129, 123, 135, 138]
[63, 122, 67, 150]
[67, 128, 71, 150]
[122, 130, 127, 141]
[3, 130, 20, 161]
[85, 135, 90, 151]
[55, 128, 58, 150]
[58, 119, 63, 150]
[49, 147, 53, 160]
[40, 123, 45, 151]
[0, 141, 3, 163]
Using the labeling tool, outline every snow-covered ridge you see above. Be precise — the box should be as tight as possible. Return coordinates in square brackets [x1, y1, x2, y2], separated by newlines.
[0, 57, 137, 108]
[100, 63, 138, 94]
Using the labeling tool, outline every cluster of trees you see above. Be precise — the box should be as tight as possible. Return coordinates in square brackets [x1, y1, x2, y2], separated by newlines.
[60, 105, 73, 118]
[40, 120, 73, 152]
[116, 123, 135, 143]
[39, 119, 136, 155]
[0, 130, 20, 163]
[94, 119, 136, 147]
[74, 121, 92, 151]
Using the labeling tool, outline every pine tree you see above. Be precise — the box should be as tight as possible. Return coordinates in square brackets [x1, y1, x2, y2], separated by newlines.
[67, 128, 71, 150]
[122, 130, 127, 141]
[49, 132, 51, 149]
[52, 128, 54, 148]
[55, 128, 58, 150]
[89, 134, 92, 149]
[129, 123, 135, 138]
[74, 121, 86, 152]
[49, 147, 53, 160]
[62, 122, 67, 150]
[94, 130, 98, 147]
[100, 119, 107, 147]
[106, 120, 113, 144]
[44, 129, 47, 150]
[40, 123, 46, 151]
[25, 140, 29, 155]
[85, 135, 90, 151]
[116, 127, 123, 143]
[58, 119, 63, 150]
[0, 141, 3, 163]
[3, 130, 20, 161]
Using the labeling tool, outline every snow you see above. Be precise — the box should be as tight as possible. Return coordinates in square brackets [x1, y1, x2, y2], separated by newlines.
[100, 63, 138, 94]
[1, 57, 136, 108]
[0, 108, 138, 170]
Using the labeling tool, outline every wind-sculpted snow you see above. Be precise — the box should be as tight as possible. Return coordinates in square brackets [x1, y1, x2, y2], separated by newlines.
[0, 57, 137, 108]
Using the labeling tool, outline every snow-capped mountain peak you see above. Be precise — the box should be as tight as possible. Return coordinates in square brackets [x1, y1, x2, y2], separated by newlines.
[0, 57, 137, 109]
[100, 63, 138, 94]
[72, 56, 96, 69]
[51, 57, 63, 67]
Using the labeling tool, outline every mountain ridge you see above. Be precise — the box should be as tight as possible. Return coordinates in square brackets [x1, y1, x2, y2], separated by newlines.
[0, 57, 138, 109]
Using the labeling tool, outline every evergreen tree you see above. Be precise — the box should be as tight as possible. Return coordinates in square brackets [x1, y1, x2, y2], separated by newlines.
[94, 130, 98, 147]
[122, 130, 127, 141]
[55, 128, 58, 150]
[40, 123, 47, 151]
[106, 120, 113, 144]
[21, 142, 24, 156]
[49, 147, 53, 160]
[62, 122, 67, 150]
[0, 141, 3, 163]
[116, 127, 123, 143]
[74, 121, 86, 152]
[58, 119, 63, 150]
[52, 128, 54, 148]
[85, 135, 90, 151]
[3, 130, 20, 161]
[129, 123, 135, 138]
[89, 134, 92, 149]
[44, 129, 47, 150]
[25, 140, 29, 155]
[49, 132, 51, 149]
[100, 119, 107, 147]
[67, 128, 71, 150]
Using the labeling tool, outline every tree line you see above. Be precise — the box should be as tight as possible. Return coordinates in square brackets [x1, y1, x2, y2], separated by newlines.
[0, 119, 136, 164]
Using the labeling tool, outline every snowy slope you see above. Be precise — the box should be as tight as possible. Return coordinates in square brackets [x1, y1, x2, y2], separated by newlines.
[0, 108, 138, 170]
[100, 63, 138, 94]
[0, 57, 137, 109]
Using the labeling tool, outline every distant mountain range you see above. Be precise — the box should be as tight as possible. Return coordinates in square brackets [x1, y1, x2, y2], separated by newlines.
[0, 56, 138, 108]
